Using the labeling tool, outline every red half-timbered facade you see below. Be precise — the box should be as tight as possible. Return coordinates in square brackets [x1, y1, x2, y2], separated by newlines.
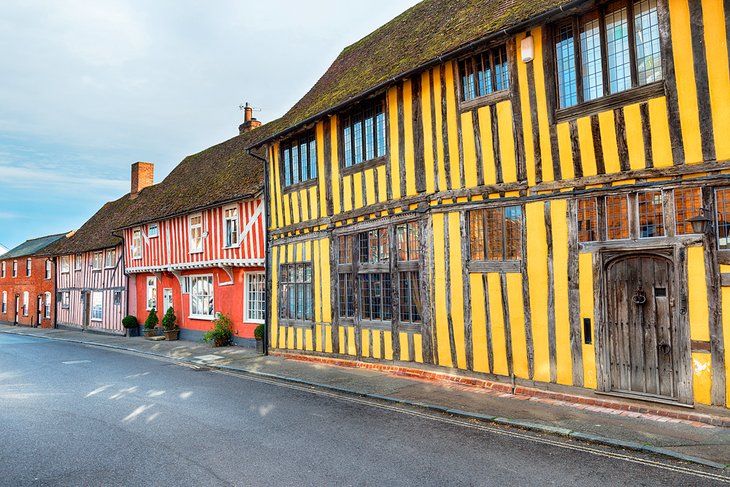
[121, 127, 269, 345]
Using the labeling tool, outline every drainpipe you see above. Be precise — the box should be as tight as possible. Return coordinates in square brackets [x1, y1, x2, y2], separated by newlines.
[51, 257, 58, 329]
[247, 147, 270, 356]
[112, 229, 130, 333]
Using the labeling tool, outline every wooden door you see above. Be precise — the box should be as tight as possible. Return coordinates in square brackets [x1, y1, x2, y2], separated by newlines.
[605, 254, 677, 399]
[14, 295, 19, 324]
[83, 292, 91, 330]
[36, 296, 42, 327]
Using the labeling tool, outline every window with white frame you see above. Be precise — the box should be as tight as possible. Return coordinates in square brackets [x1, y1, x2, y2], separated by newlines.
[146, 276, 157, 310]
[224, 206, 239, 248]
[75, 254, 83, 271]
[148, 223, 159, 238]
[190, 275, 214, 318]
[13, 260, 18, 277]
[1, 262, 5, 278]
[132, 228, 142, 260]
[92, 251, 102, 271]
[62, 291, 70, 309]
[1, 291, 6, 313]
[22, 291, 28, 316]
[189, 215, 203, 253]
[91, 291, 102, 321]
[104, 248, 116, 268]
[44, 292, 51, 319]
[60, 256, 69, 274]
[245, 272, 266, 323]
[26, 258, 31, 277]
[45, 260, 51, 279]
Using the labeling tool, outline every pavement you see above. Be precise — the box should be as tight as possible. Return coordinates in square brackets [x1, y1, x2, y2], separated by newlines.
[2, 324, 729, 471]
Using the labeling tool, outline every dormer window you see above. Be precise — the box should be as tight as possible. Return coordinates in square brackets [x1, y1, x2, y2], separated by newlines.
[281, 129, 317, 188]
[459, 44, 509, 102]
[341, 97, 386, 169]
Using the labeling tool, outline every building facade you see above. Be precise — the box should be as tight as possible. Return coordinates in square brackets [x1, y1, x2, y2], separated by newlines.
[121, 129, 269, 345]
[260, 0, 730, 409]
[0, 234, 68, 327]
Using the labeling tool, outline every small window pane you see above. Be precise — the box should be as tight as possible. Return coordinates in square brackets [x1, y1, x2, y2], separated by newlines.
[580, 13, 604, 101]
[578, 198, 598, 242]
[606, 195, 630, 240]
[556, 23, 578, 108]
[717, 189, 730, 250]
[674, 188, 701, 235]
[638, 191, 664, 237]
[606, 5, 631, 94]
[634, 0, 662, 85]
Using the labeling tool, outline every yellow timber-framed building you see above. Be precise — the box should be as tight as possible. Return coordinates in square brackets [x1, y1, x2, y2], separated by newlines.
[254, 0, 730, 410]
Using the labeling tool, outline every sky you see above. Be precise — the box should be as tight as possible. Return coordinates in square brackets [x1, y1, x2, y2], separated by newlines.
[0, 0, 420, 250]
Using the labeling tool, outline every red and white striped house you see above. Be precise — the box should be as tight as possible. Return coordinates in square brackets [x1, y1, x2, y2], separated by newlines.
[121, 123, 269, 345]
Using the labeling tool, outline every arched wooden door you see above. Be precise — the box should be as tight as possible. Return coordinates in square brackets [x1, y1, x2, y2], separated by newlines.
[605, 254, 678, 399]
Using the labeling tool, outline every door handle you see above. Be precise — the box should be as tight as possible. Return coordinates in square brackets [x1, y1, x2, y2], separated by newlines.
[659, 342, 671, 355]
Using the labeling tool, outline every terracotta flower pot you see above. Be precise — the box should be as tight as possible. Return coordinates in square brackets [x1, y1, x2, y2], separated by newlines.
[164, 329, 179, 341]
[143, 328, 157, 338]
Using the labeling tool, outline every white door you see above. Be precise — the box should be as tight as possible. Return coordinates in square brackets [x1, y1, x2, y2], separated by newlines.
[163, 288, 173, 314]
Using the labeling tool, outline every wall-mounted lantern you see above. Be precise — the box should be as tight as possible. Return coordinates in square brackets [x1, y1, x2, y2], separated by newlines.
[688, 207, 712, 234]
[521, 35, 534, 63]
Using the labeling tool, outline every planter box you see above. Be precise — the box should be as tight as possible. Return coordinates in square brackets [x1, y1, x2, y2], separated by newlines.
[125, 326, 140, 337]
[143, 329, 158, 338]
[163, 329, 179, 341]
[256, 339, 264, 354]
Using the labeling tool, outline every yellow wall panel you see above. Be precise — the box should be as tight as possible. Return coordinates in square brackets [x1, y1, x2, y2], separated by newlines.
[309, 186, 318, 221]
[313, 241, 321, 323]
[470, 273, 489, 373]
[372, 329, 381, 358]
[364, 169, 376, 207]
[461, 112, 478, 188]
[325, 325, 333, 354]
[389, 87, 402, 199]
[432, 214, 453, 367]
[282, 193, 291, 227]
[669, 0, 703, 164]
[305, 329, 314, 351]
[377, 165, 387, 203]
[348, 327, 356, 355]
[648, 97, 673, 168]
[497, 101, 517, 183]
[384, 331, 394, 360]
[445, 62, 462, 188]
[422, 71, 436, 194]
[315, 324, 323, 352]
[551, 200, 573, 385]
[414, 334, 424, 363]
[703, 0, 730, 161]
[287, 326, 294, 349]
[556, 122, 574, 180]
[404, 80, 417, 197]
[623, 103, 646, 170]
[448, 213, 466, 369]
[531, 27, 556, 183]
[579, 252, 596, 389]
[433, 67, 448, 192]
[526, 202, 550, 382]
[692, 352, 712, 405]
[598, 111, 621, 174]
[270, 246, 279, 348]
[297, 328, 304, 351]
[320, 238, 332, 323]
[487, 272, 509, 376]
[507, 273, 528, 379]
[362, 329, 370, 358]
[687, 246, 709, 341]
[399, 332, 409, 361]
[300, 188, 309, 222]
[291, 191, 301, 225]
[342, 175, 353, 212]
[576, 117, 597, 177]
[516, 32, 536, 186]
[338, 326, 346, 354]
[331, 116, 342, 215]
[478, 106, 496, 185]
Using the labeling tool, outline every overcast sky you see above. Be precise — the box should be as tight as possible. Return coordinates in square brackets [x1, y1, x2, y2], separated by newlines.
[0, 0, 420, 249]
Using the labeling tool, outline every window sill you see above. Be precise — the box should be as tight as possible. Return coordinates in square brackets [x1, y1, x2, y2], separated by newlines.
[555, 81, 665, 123]
[341, 156, 387, 177]
[189, 314, 215, 321]
[189, 250, 204, 255]
[223, 245, 239, 250]
[282, 178, 318, 195]
[458, 90, 510, 112]
[61, 306, 69, 310]
[245, 318, 265, 325]
[91, 318, 102, 322]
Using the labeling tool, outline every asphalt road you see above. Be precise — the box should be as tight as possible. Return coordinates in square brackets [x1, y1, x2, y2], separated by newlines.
[0, 334, 727, 487]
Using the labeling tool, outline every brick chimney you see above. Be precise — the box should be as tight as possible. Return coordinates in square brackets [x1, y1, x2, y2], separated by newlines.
[239, 102, 262, 134]
[130, 162, 154, 199]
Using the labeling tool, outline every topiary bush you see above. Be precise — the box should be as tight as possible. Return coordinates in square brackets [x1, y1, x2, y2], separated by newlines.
[161, 307, 177, 331]
[144, 308, 159, 330]
[253, 324, 264, 341]
[122, 315, 138, 329]
[202, 313, 233, 347]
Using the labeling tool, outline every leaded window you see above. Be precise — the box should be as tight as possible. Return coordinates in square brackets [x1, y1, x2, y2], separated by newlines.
[638, 191, 664, 238]
[342, 98, 387, 168]
[674, 188, 701, 235]
[282, 129, 317, 187]
[279, 263, 313, 322]
[469, 206, 523, 261]
[104, 248, 116, 268]
[606, 194, 630, 240]
[717, 189, 730, 250]
[459, 45, 509, 102]
[554, 0, 662, 109]
[578, 198, 598, 242]
[92, 251, 102, 271]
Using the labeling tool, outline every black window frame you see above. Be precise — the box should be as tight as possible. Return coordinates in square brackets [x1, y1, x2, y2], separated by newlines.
[339, 96, 388, 174]
[457, 43, 511, 109]
[280, 129, 318, 191]
[278, 262, 314, 324]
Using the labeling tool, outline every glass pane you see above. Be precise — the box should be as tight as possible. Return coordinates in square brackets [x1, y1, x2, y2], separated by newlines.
[580, 14, 604, 101]
[299, 141, 308, 181]
[494, 45, 509, 91]
[717, 189, 730, 250]
[376, 108, 386, 158]
[291, 145, 299, 184]
[606, 4, 631, 94]
[606, 195, 630, 239]
[504, 206, 522, 260]
[577, 198, 598, 242]
[353, 118, 363, 164]
[397, 225, 407, 261]
[365, 109, 375, 160]
[309, 138, 317, 178]
[674, 187, 701, 235]
[485, 208, 505, 260]
[634, 0, 662, 85]
[469, 210, 485, 260]
[638, 191, 664, 237]
[555, 23, 578, 108]
[344, 125, 352, 167]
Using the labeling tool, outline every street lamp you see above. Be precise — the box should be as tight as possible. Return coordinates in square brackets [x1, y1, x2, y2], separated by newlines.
[688, 207, 712, 234]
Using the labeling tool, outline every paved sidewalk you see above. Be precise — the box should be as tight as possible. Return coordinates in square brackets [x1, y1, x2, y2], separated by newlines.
[1, 324, 729, 470]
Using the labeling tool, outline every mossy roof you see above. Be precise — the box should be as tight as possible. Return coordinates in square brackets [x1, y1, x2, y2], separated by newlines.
[256, 0, 580, 144]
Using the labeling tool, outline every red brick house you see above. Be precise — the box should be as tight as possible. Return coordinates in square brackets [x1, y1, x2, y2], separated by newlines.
[0, 233, 69, 327]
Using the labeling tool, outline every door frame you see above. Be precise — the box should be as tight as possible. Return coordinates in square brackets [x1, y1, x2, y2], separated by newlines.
[82, 291, 91, 330]
[595, 245, 693, 405]
[14, 294, 19, 325]
[36, 295, 42, 327]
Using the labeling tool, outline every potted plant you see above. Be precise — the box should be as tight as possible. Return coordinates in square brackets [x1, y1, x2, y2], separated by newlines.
[143, 308, 159, 338]
[254, 324, 264, 354]
[202, 313, 233, 347]
[122, 315, 139, 337]
[161, 307, 179, 341]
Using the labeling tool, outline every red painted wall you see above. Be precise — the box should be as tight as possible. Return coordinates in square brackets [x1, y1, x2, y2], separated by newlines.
[0, 256, 56, 328]
[132, 266, 264, 339]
